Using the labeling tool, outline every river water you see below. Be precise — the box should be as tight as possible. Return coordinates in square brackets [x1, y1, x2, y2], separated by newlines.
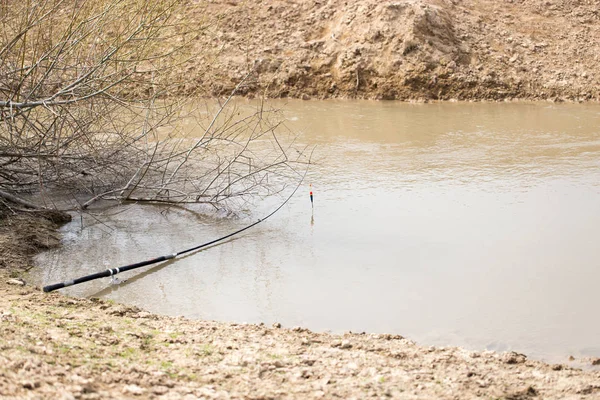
[34, 100, 600, 365]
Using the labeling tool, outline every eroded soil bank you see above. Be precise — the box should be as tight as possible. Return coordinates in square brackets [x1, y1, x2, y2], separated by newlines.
[183, 0, 600, 102]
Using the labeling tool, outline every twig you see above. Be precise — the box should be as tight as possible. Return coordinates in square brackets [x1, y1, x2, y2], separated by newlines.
[0, 188, 44, 210]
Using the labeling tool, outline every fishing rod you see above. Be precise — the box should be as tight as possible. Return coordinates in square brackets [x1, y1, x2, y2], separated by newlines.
[43, 172, 308, 293]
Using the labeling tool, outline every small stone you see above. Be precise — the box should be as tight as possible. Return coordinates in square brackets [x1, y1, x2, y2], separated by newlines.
[59, 392, 76, 400]
[526, 386, 538, 396]
[272, 322, 281, 328]
[568, 355, 575, 361]
[7, 279, 25, 286]
[123, 384, 145, 396]
[340, 340, 352, 349]
[152, 386, 169, 395]
[502, 351, 527, 364]
[591, 358, 600, 366]
[297, 369, 311, 378]
[21, 380, 40, 389]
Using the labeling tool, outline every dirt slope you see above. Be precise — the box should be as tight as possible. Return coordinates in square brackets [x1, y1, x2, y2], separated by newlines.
[184, 0, 600, 101]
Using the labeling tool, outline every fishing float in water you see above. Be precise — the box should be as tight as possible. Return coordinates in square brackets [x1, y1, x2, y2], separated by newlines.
[310, 183, 314, 226]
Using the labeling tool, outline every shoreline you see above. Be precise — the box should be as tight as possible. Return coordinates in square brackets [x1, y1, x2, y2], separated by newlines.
[1, 269, 600, 399]
[0, 208, 599, 399]
[2, 99, 600, 397]
[231, 95, 600, 104]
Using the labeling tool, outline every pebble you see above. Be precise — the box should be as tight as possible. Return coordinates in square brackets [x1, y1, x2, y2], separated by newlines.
[340, 340, 353, 349]
[150, 386, 168, 395]
[21, 380, 40, 389]
[123, 384, 145, 396]
[59, 392, 76, 400]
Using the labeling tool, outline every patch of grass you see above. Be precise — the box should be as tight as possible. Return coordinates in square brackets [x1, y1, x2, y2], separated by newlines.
[140, 337, 153, 350]
[119, 347, 137, 359]
[15, 345, 28, 353]
[187, 373, 198, 381]
[199, 344, 213, 356]
[57, 344, 72, 354]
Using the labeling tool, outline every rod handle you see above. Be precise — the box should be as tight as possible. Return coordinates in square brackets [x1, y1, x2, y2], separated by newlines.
[43, 282, 66, 293]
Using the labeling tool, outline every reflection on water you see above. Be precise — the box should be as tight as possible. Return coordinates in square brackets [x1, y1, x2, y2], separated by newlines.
[34, 101, 600, 364]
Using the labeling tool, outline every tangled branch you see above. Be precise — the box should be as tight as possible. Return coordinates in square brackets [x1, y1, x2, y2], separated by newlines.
[0, 0, 305, 212]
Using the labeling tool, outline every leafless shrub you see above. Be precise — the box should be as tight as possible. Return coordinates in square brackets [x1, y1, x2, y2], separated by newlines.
[0, 0, 304, 212]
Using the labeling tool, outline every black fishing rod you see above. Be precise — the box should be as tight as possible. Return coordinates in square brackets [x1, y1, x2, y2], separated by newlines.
[43, 176, 307, 293]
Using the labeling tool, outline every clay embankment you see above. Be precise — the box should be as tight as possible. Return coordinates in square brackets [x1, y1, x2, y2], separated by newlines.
[180, 0, 600, 102]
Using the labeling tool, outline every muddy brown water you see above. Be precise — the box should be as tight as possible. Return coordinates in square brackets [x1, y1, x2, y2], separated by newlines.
[34, 100, 600, 365]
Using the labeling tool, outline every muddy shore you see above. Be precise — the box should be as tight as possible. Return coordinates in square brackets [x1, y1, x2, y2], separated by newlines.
[1, 269, 599, 400]
[0, 207, 599, 399]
